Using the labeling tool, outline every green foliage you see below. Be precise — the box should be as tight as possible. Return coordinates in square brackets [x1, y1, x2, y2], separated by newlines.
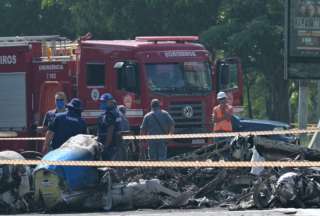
[38, 0, 222, 39]
[201, 0, 290, 122]
[0, 0, 295, 122]
[0, 0, 72, 37]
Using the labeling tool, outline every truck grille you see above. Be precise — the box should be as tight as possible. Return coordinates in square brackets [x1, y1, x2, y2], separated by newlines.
[168, 101, 205, 133]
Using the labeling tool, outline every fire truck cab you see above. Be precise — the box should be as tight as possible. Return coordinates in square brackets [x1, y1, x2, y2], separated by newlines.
[78, 36, 243, 147]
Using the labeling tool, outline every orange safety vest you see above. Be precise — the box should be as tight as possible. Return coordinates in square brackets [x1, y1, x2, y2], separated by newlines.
[213, 104, 233, 132]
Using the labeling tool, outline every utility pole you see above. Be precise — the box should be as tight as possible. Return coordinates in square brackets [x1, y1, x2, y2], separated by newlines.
[298, 80, 308, 145]
[298, 80, 308, 130]
[308, 81, 320, 149]
[317, 81, 320, 119]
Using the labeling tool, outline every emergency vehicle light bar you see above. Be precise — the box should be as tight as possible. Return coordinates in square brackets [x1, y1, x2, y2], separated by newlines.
[0, 42, 29, 47]
[0, 35, 68, 42]
[135, 36, 199, 43]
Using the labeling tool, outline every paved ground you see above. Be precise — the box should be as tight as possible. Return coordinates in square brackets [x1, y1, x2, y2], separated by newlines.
[20, 208, 320, 216]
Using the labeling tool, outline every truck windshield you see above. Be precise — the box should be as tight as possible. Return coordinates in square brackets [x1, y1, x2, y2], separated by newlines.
[145, 62, 212, 93]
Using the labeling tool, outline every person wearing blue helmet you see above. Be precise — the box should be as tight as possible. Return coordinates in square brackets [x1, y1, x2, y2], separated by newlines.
[97, 93, 121, 160]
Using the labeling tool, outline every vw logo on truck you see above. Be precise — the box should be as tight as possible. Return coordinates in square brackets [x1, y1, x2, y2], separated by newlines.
[183, 105, 194, 119]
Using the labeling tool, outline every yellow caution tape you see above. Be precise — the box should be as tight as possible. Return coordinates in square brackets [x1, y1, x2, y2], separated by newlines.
[0, 128, 319, 141]
[1, 159, 320, 168]
[0, 137, 45, 141]
[122, 128, 320, 140]
[0, 129, 318, 167]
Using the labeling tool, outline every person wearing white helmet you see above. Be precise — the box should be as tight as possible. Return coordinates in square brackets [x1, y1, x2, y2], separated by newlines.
[212, 91, 233, 132]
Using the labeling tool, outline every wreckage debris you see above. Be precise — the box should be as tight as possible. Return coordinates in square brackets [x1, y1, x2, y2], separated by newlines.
[0, 151, 32, 214]
[2, 134, 320, 213]
[33, 135, 101, 211]
[276, 171, 320, 208]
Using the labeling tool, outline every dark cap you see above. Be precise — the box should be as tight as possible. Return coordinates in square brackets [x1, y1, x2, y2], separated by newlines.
[66, 98, 83, 111]
[151, 98, 160, 109]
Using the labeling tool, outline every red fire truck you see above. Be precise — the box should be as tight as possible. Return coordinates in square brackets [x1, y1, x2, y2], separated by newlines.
[0, 35, 243, 153]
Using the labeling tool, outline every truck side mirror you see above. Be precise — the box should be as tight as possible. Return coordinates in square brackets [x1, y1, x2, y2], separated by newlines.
[124, 64, 139, 93]
[220, 64, 230, 86]
[114, 62, 125, 69]
[115, 61, 140, 94]
[125, 64, 137, 90]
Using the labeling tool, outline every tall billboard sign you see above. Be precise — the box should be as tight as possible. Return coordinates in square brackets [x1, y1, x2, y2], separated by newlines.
[285, 0, 320, 79]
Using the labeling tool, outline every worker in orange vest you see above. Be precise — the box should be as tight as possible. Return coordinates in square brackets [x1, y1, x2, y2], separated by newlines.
[212, 91, 233, 132]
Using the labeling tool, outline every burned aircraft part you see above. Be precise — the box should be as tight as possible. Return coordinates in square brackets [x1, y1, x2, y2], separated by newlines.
[169, 136, 253, 162]
[228, 192, 255, 211]
[109, 178, 185, 210]
[183, 196, 216, 209]
[227, 174, 255, 193]
[276, 172, 300, 206]
[0, 151, 32, 213]
[33, 134, 104, 210]
[111, 180, 161, 210]
[20, 151, 43, 160]
[229, 136, 253, 161]
[253, 173, 278, 209]
[170, 140, 231, 161]
[275, 172, 320, 208]
[195, 170, 227, 198]
[60, 134, 103, 160]
[34, 147, 100, 210]
[253, 137, 320, 161]
[27, 134, 320, 212]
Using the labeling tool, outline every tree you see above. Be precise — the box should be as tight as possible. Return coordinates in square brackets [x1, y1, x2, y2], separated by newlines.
[41, 0, 223, 39]
[201, 0, 290, 122]
[1, 0, 292, 122]
[0, 0, 72, 37]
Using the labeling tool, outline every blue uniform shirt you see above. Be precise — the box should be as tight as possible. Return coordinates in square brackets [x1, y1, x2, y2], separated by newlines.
[119, 112, 130, 131]
[97, 108, 121, 147]
[42, 109, 57, 128]
[48, 110, 87, 149]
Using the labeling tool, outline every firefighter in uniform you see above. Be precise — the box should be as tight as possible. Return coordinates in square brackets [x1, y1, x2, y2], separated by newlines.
[97, 93, 121, 160]
[212, 91, 233, 132]
[42, 98, 87, 154]
[42, 91, 67, 132]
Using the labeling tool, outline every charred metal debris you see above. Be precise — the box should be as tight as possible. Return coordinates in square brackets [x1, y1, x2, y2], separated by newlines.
[2, 134, 320, 213]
